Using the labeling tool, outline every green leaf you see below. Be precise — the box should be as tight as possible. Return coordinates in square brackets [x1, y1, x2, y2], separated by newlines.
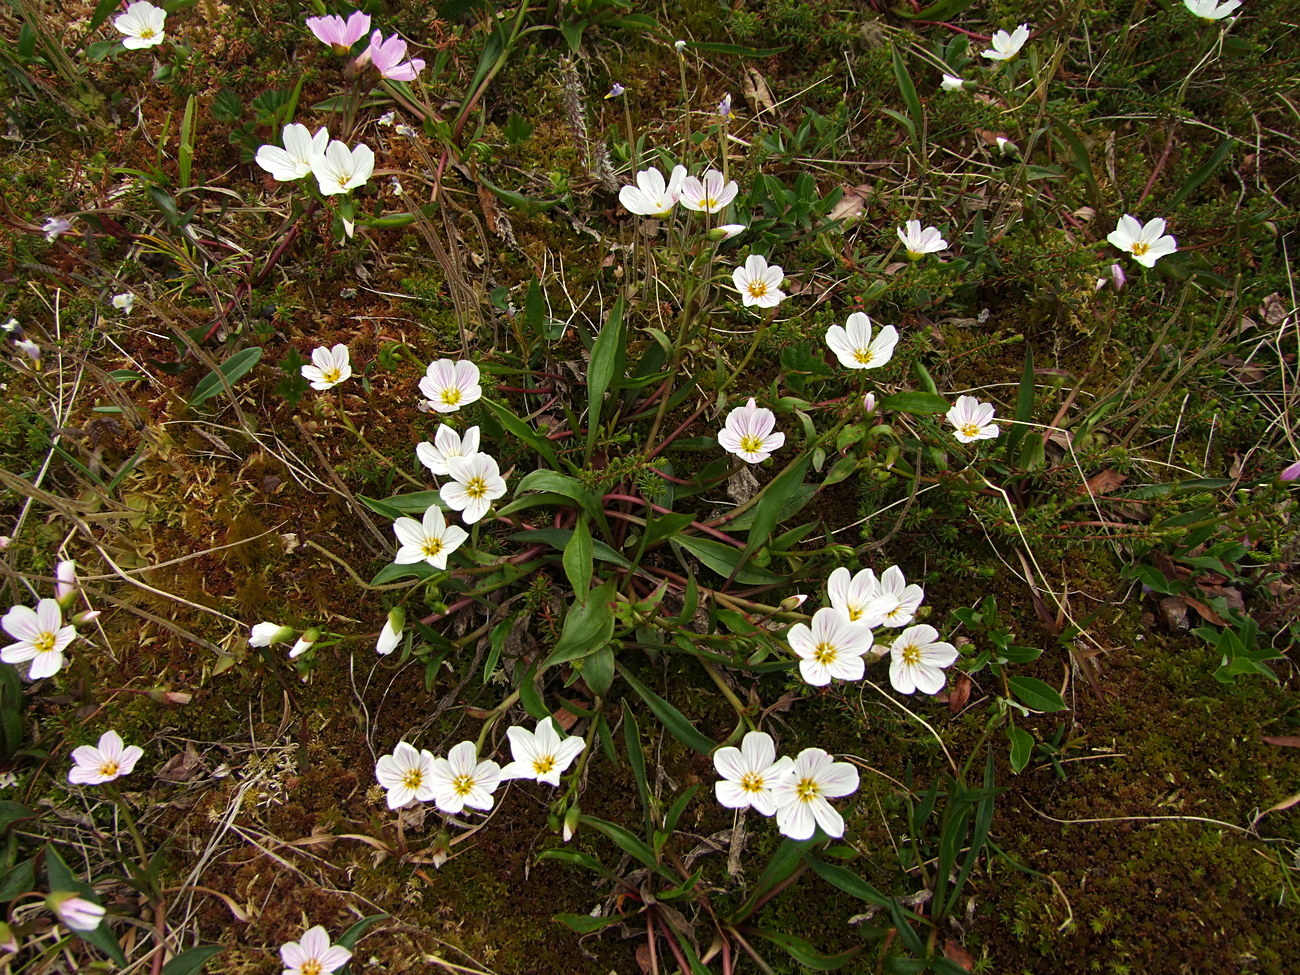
[742, 838, 814, 910]
[891, 48, 924, 146]
[1005, 346, 1034, 455]
[684, 41, 789, 57]
[879, 391, 949, 415]
[87, 0, 124, 33]
[480, 398, 560, 469]
[0, 858, 34, 900]
[738, 454, 811, 564]
[369, 561, 439, 586]
[336, 913, 387, 951]
[554, 911, 624, 934]
[1008, 724, 1034, 773]
[673, 535, 784, 585]
[563, 517, 593, 594]
[750, 929, 859, 970]
[1168, 138, 1236, 209]
[585, 299, 626, 460]
[1007, 675, 1067, 713]
[582, 645, 615, 697]
[542, 580, 616, 667]
[189, 347, 263, 408]
[641, 510, 697, 547]
[802, 855, 899, 911]
[506, 529, 632, 569]
[46, 845, 127, 967]
[510, 470, 604, 526]
[161, 945, 225, 975]
[617, 667, 716, 755]
[896, 0, 975, 19]
[178, 94, 197, 188]
[376, 490, 445, 514]
[579, 815, 660, 870]
[537, 848, 616, 878]
[0, 800, 35, 833]
[623, 707, 653, 834]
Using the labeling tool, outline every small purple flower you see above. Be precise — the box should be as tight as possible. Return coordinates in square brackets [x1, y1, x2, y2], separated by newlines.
[1281, 460, 1300, 482]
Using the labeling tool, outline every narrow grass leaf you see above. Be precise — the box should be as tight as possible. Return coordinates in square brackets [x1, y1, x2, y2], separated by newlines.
[189, 347, 263, 408]
[891, 48, 924, 144]
[585, 298, 625, 460]
[161, 946, 225, 975]
[1168, 138, 1236, 209]
[617, 667, 716, 755]
[750, 929, 859, 971]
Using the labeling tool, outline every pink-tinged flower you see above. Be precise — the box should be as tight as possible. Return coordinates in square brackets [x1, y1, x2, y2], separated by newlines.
[1, 599, 76, 680]
[717, 397, 785, 463]
[308, 140, 374, 196]
[499, 717, 586, 787]
[69, 730, 144, 785]
[280, 925, 352, 975]
[375, 741, 438, 808]
[418, 359, 482, 413]
[306, 11, 371, 54]
[42, 217, 73, 241]
[359, 30, 425, 82]
[392, 504, 469, 568]
[679, 169, 738, 213]
[47, 893, 105, 932]
[54, 560, 78, 605]
[732, 254, 785, 308]
[300, 343, 352, 390]
[871, 565, 925, 628]
[770, 747, 859, 840]
[428, 741, 501, 814]
[709, 223, 746, 241]
[440, 453, 507, 525]
[1107, 214, 1177, 268]
[115, 1, 166, 50]
[713, 730, 793, 817]
[618, 165, 688, 217]
[825, 312, 898, 370]
[947, 395, 1000, 443]
[1281, 460, 1300, 482]
[888, 624, 959, 695]
[787, 607, 874, 686]
[417, 425, 481, 476]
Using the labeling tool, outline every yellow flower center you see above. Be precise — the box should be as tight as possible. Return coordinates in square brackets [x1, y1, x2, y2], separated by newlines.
[739, 771, 764, 794]
[400, 768, 424, 790]
[812, 642, 837, 665]
[440, 388, 462, 407]
[34, 631, 57, 654]
[1131, 241, 1150, 256]
[853, 348, 875, 365]
[301, 962, 323, 975]
[421, 538, 445, 559]
[99, 760, 120, 778]
[700, 196, 719, 210]
[321, 367, 341, 384]
[336, 174, 350, 188]
[900, 643, 922, 666]
[532, 755, 556, 775]
[464, 477, 488, 500]
[745, 280, 769, 299]
[794, 777, 821, 802]
[140, 28, 156, 39]
[737, 434, 765, 454]
[451, 773, 475, 797]
[959, 422, 981, 438]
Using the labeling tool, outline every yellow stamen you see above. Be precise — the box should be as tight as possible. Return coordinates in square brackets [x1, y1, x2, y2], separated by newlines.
[451, 773, 475, 797]
[99, 761, 120, 778]
[464, 477, 488, 499]
[853, 349, 875, 365]
[1131, 241, 1150, 256]
[421, 538, 444, 559]
[533, 756, 556, 775]
[440, 388, 462, 407]
[739, 771, 764, 794]
[34, 632, 56, 654]
[746, 281, 769, 299]
[738, 434, 765, 454]
[794, 777, 820, 802]
[400, 768, 424, 790]
[812, 642, 837, 665]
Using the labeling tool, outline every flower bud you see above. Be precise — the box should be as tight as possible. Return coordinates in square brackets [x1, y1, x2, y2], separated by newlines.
[1281, 460, 1300, 482]
[55, 560, 77, 608]
[862, 392, 877, 413]
[605, 83, 625, 99]
[708, 224, 746, 241]
[0, 920, 17, 954]
[72, 609, 101, 626]
[47, 892, 105, 932]
[289, 627, 321, 659]
[779, 594, 808, 612]
[674, 39, 686, 53]
[376, 607, 405, 656]
[562, 804, 581, 842]
[717, 93, 732, 118]
[249, 621, 295, 648]
[148, 689, 193, 705]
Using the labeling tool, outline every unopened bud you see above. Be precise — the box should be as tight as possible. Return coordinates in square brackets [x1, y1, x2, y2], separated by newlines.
[148, 689, 193, 705]
[289, 627, 321, 659]
[708, 224, 746, 241]
[376, 607, 405, 656]
[862, 392, 877, 413]
[779, 594, 808, 612]
[674, 39, 686, 53]
[563, 804, 581, 842]
[249, 621, 296, 648]
[72, 610, 100, 626]
[55, 559, 77, 607]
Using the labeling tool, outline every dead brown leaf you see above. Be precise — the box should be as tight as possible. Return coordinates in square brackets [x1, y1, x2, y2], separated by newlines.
[1079, 469, 1127, 495]
[742, 66, 775, 113]
[1182, 595, 1227, 626]
[827, 185, 871, 223]
[948, 672, 972, 715]
[943, 939, 975, 971]
[1263, 736, 1300, 748]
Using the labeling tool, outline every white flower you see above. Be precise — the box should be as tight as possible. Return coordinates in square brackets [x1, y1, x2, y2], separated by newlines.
[309, 140, 375, 196]
[679, 169, 738, 213]
[280, 925, 352, 975]
[111, 292, 134, 315]
[0, 771, 17, 788]
[897, 220, 948, 259]
[888, 624, 959, 695]
[288, 628, 319, 659]
[827, 567, 894, 627]
[940, 74, 965, 91]
[42, 217, 73, 241]
[825, 312, 898, 370]
[605, 83, 626, 99]
[717, 397, 785, 463]
[392, 505, 469, 568]
[732, 254, 786, 308]
[1, 599, 76, 680]
[1183, 0, 1241, 19]
[300, 343, 352, 390]
[249, 621, 293, 647]
[787, 607, 874, 686]
[428, 741, 501, 814]
[376, 608, 404, 656]
[499, 717, 586, 787]
[995, 136, 1019, 157]
[871, 565, 925, 628]
[416, 425, 481, 476]
[982, 23, 1030, 60]
[440, 453, 507, 525]
[375, 741, 438, 809]
[115, 1, 166, 49]
[946, 394, 1000, 443]
[47, 893, 105, 932]
[771, 747, 859, 841]
[712, 731, 794, 817]
[1106, 214, 1178, 268]
[418, 359, 482, 413]
[618, 165, 688, 217]
[68, 730, 144, 785]
[255, 124, 330, 182]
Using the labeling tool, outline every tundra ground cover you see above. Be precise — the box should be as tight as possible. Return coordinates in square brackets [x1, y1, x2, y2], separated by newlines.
[0, 0, 1297, 972]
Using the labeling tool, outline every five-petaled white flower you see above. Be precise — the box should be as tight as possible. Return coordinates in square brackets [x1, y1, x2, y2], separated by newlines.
[499, 717, 586, 787]
[982, 24, 1029, 60]
[280, 925, 352, 975]
[1106, 214, 1177, 268]
[418, 359, 482, 413]
[392, 505, 469, 569]
[940, 74, 965, 91]
[300, 343, 352, 390]
[1182, 0, 1241, 19]
[112, 292, 134, 315]
[68, 731, 144, 785]
[827, 567, 894, 628]
[256, 124, 330, 182]
[306, 11, 371, 53]
[115, 1, 166, 49]
[871, 565, 926, 628]
[429, 741, 501, 814]
[713, 731, 794, 817]
[888, 624, 959, 696]
[440, 453, 507, 525]
[771, 747, 859, 841]
[825, 312, 899, 371]
[1, 599, 76, 680]
[308, 140, 374, 196]
[375, 741, 438, 809]
[732, 254, 786, 308]
[618, 165, 688, 217]
[679, 169, 739, 214]
[417, 425, 481, 476]
[947, 394, 1000, 443]
[717, 397, 785, 464]
[787, 607, 875, 686]
[897, 220, 948, 259]
[47, 893, 105, 932]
